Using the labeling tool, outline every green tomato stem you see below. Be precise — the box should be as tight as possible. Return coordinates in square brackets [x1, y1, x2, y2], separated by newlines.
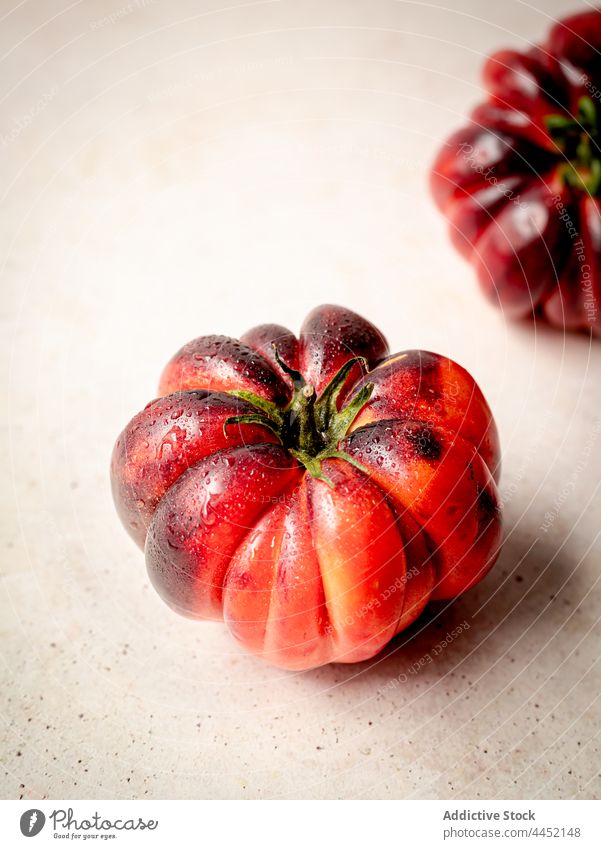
[224, 354, 374, 481]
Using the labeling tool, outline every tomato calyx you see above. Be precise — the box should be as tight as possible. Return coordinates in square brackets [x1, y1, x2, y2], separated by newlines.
[544, 95, 601, 195]
[224, 352, 375, 485]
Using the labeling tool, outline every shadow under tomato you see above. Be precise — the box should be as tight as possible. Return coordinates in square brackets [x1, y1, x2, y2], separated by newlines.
[320, 520, 581, 690]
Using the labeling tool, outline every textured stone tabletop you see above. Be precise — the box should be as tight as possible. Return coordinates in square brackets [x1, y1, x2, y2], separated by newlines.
[2, 0, 600, 799]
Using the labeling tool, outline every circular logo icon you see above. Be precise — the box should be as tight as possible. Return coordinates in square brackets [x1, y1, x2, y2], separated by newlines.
[19, 810, 45, 837]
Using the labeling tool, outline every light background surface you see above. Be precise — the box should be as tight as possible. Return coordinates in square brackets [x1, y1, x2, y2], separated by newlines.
[1, 0, 600, 799]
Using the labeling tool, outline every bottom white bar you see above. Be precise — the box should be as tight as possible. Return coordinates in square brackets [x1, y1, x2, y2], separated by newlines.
[0, 799, 598, 849]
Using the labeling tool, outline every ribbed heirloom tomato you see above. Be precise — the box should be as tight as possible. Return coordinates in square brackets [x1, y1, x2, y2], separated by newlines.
[111, 305, 502, 670]
[431, 8, 601, 335]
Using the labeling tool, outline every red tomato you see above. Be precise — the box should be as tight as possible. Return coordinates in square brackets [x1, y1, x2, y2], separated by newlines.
[111, 305, 501, 670]
[431, 8, 601, 335]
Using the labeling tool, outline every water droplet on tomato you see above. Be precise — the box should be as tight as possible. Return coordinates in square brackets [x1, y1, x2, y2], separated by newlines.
[202, 507, 216, 526]
[156, 426, 186, 459]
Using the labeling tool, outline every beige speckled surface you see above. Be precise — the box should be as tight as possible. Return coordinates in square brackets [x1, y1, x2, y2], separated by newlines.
[1, 0, 600, 800]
